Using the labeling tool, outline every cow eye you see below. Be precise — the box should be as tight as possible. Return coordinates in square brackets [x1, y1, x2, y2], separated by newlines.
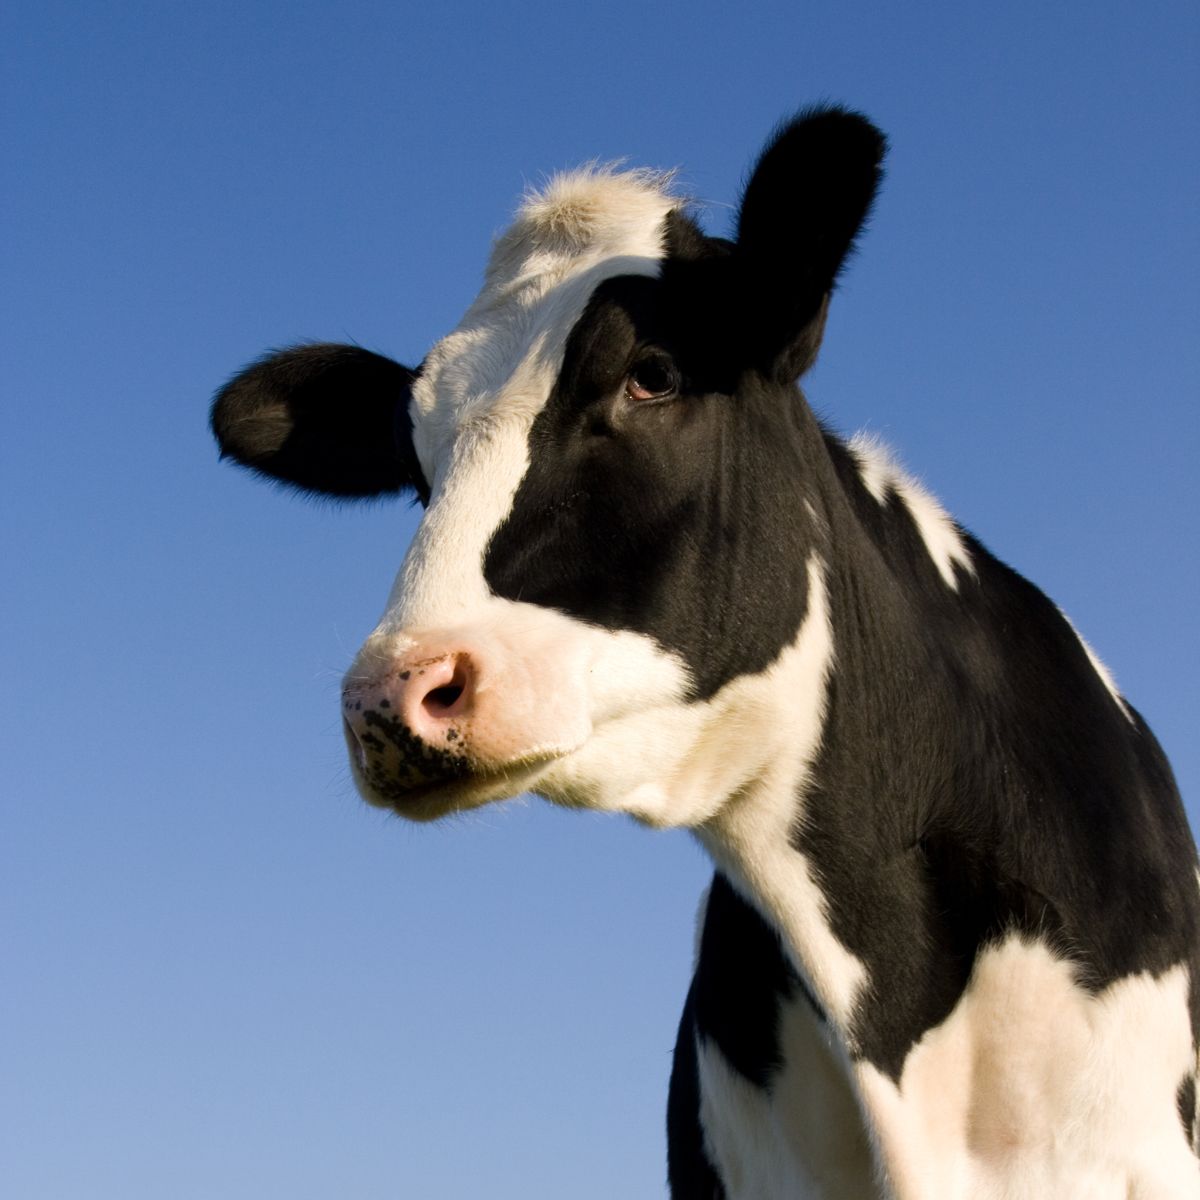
[625, 353, 679, 402]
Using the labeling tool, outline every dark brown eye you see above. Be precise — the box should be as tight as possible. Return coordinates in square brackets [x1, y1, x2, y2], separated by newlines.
[624, 353, 679, 402]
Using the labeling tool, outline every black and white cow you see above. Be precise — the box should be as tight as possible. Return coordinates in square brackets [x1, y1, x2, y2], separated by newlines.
[212, 108, 1200, 1197]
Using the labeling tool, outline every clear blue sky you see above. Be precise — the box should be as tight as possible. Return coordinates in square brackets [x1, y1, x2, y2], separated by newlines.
[4, 3, 1197, 1196]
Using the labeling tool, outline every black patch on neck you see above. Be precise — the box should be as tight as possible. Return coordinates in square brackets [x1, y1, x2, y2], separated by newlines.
[792, 437, 1200, 1080]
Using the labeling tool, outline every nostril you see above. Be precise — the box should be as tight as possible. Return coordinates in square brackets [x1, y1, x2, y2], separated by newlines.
[420, 658, 471, 719]
[425, 683, 463, 712]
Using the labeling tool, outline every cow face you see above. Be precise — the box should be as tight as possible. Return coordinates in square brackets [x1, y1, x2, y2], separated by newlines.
[211, 107, 886, 826]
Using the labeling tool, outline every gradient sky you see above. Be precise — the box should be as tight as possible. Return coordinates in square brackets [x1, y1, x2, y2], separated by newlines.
[4, 3, 1198, 1197]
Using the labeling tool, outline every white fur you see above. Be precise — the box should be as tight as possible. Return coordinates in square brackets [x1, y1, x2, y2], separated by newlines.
[539, 557, 842, 832]
[848, 433, 974, 589]
[394, 168, 681, 632]
[858, 939, 1200, 1199]
[1058, 609, 1134, 723]
[384, 171, 677, 634]
[697, 998, 876, 1198]
[406, 166, 678, 505]
[697, 939, 1200, 1199]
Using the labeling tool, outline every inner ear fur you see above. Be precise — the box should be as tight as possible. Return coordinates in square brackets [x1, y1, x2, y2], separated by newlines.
[211, 342, 427, 500]
[735, 105, 887, 381]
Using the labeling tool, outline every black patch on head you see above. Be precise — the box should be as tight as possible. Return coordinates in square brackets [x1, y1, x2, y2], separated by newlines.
[484, 108, 885, 697]
[662, 208, 733, 262]
[483, 257, 829, 698]
[211, 342, 429, 502]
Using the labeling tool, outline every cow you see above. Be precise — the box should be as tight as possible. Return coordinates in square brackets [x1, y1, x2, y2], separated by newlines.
[211, 107, 1200, 1197]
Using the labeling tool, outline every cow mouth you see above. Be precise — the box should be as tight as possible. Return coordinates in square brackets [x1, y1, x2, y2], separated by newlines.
[344, 728, 554, 821]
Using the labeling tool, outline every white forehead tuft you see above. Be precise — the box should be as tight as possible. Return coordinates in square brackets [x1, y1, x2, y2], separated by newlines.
[482, 165, 680, 296]
[411, 165, 683, 490]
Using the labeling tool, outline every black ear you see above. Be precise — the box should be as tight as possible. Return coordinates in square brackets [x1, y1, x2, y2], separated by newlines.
[210, 343, 429, 502]
[735, 106, 887, 380]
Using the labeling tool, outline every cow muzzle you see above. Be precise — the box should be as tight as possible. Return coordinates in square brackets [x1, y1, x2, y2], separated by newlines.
[343, 652, 475, 794]
[341, 624, 595, 818]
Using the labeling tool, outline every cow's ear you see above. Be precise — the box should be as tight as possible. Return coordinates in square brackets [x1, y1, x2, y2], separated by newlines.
[734, 106, 886, 381]
[211, 343, 429, 503]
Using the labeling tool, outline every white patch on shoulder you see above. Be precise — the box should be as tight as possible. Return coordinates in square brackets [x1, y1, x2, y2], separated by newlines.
[847, 433, 973, 590]
[696, 994, 878, 1198]
[857, 937, 1200, 1199]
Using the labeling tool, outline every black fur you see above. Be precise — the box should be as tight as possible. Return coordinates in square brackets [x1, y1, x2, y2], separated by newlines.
[735, 106, 885, 381]
[666, 877, 826, 1194]
[482, 264, 826, 701]
[666, 985, 727, 1199]
[484, 112, 885, 697]
[795, 436, 1200, 1078]
[1179, 1074, 1197, 1150]
[211, 342, 428, 501]
[696, 876, 814, 1087]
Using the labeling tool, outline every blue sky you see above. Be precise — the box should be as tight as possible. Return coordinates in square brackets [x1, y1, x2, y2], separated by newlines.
[4, 3, 1197, 1196]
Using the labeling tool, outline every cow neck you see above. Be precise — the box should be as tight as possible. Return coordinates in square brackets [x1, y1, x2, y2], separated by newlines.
[702, 424, 1199, 1078]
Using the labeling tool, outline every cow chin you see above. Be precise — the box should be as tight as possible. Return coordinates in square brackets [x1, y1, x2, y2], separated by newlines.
[346, 744, 557, 822]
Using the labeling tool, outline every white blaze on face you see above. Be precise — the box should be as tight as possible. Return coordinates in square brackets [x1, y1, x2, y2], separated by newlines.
[346, 168, 710, 813]
[390, 167, 680, 633]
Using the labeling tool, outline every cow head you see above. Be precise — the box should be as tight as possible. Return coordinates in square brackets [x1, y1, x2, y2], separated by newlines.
[212, 107, 886, 826]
